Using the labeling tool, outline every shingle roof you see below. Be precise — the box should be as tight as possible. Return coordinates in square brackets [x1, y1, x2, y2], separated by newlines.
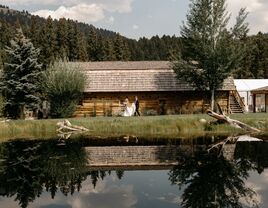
[251, 85, 268, 93]
[72, 61, 235, 92]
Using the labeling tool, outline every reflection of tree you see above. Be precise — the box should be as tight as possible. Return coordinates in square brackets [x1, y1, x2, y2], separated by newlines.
[116, 169, 124, 179]
[169, 150, 258, 208]
[41, 140, 88, 197]
[0, 139, 126, 208]
[0, 139, 88, 208]
[0, 141, 43, 208]
[235, 142, 268, 174]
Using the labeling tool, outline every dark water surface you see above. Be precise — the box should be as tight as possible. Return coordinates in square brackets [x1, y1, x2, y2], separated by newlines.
[0, 136, 267, 208]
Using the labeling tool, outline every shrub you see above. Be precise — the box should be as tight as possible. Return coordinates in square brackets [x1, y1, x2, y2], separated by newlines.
[143, 109, 158, 116]
[0, 95, 5, 117]
[42, 61, 86, 118]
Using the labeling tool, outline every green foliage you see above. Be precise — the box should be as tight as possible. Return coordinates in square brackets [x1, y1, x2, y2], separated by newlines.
[1, 28, 42, 119]
[173, 0, 249, 109]
[233, 32, 268, 78]
[43, 61, 86, 118]
[0, 95, 5, 117]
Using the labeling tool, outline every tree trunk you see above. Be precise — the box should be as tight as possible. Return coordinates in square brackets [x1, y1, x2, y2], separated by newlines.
[207, 110, 261, 132]
[211, 89, 215, 111]
[19, 105, 25, 120]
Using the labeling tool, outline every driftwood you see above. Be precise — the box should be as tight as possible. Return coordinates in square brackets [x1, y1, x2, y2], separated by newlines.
[56, 120, 89, 134]
[0, 119, 10, 123]
[207, 110, 261, 132]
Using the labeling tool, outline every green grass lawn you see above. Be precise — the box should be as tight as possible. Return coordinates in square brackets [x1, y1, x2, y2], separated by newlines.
[0, 113, 267, 142]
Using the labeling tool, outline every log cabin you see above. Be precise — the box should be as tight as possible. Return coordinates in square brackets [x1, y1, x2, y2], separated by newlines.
[73, 61, 238, 117]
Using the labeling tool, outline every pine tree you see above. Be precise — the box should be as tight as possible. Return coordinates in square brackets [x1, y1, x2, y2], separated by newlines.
[113, 33, 125, 60]
[173, 0, 249, 110]
[56, 18, 69, 59]
[122, 40, 131, 61]
[87, 27, 99, 61]
[103, 39, 116, 61]
[29, 16, 41, 47]
[74, 24, 88, 61]
[1, 28, 42, 119]
[40, 16, 57, 67]
[67, 20, 77, 61]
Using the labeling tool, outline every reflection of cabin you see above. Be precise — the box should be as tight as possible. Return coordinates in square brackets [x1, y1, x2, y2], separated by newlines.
[251, 86, 268, 113]
[74, 61, 238, 117]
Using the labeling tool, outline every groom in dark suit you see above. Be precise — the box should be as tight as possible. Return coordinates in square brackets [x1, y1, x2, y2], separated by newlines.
[134, 96, 140, 116]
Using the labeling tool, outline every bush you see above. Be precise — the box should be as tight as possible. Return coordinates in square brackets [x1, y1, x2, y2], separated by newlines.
[42, 61, 86, 118]
[0, 95, 5, 117]
[143, 109, 158, 116]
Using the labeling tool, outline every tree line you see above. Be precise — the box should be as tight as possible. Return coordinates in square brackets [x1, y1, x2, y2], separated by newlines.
[0, 8, 181, 68]
[1, 5, 268, 78]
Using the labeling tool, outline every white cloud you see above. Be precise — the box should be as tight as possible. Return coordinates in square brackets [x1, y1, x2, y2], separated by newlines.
[97, 0, 134, 13]
[106, 16, 115, 24]
[132, 24, 139, 30]
[4, 0, 134, 13]
[4, 0, 134, 24]
[227, 0, 268, 33]
[32, 3, 105, 23]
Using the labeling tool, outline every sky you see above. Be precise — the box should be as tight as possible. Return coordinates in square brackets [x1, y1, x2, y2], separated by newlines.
[1, 0, 268, 39]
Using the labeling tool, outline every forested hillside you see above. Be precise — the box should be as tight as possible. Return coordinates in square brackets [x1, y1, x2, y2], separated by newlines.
[0, 5, 268, 78]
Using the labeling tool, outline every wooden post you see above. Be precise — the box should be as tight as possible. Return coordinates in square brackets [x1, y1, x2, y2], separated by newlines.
[253, 94, 256, 113]
[265, 93, 268, 113]
[228, 91, 230, 114]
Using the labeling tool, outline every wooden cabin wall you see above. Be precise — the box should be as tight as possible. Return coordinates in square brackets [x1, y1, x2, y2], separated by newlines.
[74, 91, 229, 117]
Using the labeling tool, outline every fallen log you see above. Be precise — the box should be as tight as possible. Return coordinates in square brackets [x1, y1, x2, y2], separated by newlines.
[207, 110, 261, 132]
[56, 119, 89, 134]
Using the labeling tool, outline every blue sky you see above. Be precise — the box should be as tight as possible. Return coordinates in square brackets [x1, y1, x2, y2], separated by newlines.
[1, 0, 268, 39]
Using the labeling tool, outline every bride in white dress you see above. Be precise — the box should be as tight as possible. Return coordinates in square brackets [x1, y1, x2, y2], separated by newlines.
[122, 97, 136, 117]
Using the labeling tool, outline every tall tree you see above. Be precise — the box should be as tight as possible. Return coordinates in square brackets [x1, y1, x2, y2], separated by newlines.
[113, 33, 125, 60]
[173, 0, 249, 110]
[87, 27, 99, 61]
[73, 24, 88, 61]
[56, 18, 69, 59]
[103, 39, 116, 61]
[40, 16, 57, 67]
[1, 29, 42, 119]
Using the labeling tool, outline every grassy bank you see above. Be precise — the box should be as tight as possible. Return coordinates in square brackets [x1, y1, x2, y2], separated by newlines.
[0, 113, 268, 141]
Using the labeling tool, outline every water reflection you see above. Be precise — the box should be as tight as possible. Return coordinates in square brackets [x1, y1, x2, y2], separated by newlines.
[0, 137, 267, 208]
[0, 139, 116, 208]
[169, 147, 258, 208]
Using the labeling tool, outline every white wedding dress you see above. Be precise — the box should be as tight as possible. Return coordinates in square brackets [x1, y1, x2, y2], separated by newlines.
[123, 103, 136, 117]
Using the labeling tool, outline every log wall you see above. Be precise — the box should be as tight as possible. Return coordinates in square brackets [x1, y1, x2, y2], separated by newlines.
[74, 91, 230, 117]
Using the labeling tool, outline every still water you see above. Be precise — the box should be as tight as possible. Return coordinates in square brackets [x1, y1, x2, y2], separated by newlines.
[0, 136, 267, 208]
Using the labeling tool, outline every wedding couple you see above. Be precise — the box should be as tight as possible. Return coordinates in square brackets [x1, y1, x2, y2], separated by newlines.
[123, 96, 140, 117]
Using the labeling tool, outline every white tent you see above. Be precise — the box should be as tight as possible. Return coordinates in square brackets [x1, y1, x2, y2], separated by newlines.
[234, 79, 268, 112]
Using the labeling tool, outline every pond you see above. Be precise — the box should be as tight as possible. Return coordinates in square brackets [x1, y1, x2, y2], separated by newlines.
[0, 136, 267, 208]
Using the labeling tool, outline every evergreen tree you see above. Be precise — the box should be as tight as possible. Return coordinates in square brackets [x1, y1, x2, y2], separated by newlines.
[56, 18, 69, 59]
[73, 24, 88, 61]
[87, 27, 98, 61]
[1, 29, 42, 119]
[103, 39, 116, 61]
[122, 40, 131, 61]
[29, 16, 41, 47]
[248, 32, 268, 78]
[173, 0, 249, 110]
[67, 20, 77, 61]
[40, 16, 57, 67]
[114, 33, 125, 60]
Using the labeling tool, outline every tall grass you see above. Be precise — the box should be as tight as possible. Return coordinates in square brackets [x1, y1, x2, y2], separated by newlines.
[1, 113, 268, 142]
